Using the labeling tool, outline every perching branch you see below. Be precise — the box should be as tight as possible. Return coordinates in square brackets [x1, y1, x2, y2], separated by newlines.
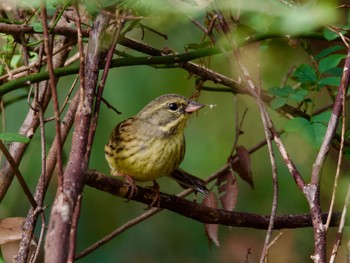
[84, 170, 344, 229]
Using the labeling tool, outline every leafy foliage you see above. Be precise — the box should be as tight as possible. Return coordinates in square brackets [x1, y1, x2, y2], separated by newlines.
[0, 0, 349, 262]
[284, 115, 330, 149]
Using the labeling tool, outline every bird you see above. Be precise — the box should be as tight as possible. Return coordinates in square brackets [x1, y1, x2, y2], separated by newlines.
[105, 94, 209, 205]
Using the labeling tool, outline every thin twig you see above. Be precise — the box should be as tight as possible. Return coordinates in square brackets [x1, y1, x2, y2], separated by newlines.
[75, 184, 195, 260]
[30, 209, 47, 263]
[45, 76, 79, 122]
[229, 96, 248, 157]
[188, 14, 217, 44]
[18, 88, 79, 262]
[75, 207, 161, 260]
[309, 47, 350, 263]
[325, 65, 347, 231]
[311, 47, 350, 185]
[329, 181, 350, 263]
[21, 90, 48, 263]
[328, 71, 349, 262]
[0, 140, 36, 208]
[212, 10, 281, 262]
[16, 38, 73, 263]
[257, 92, 279, 263]
[67, 194, 83, 263]
[40, 3, 64, 187]
[244, 248, 252, 263]
[85, 10, 125, 163]
[38, 90, 47, 208]
[263, 232, 283, 263]
[101, 97, 122, 114]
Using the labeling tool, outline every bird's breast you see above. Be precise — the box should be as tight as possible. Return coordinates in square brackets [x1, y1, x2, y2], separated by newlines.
[106, 131, 185, 182]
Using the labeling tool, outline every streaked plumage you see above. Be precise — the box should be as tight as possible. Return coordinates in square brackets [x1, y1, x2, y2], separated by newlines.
[105, 94, 208, 196]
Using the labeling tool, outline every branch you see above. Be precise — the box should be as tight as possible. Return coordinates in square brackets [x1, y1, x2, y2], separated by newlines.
[84, 170, 343, 229]
[17, 91, 80, 262]
[0, 140, 36, 208]
[0, 37, 72, 201]
[118, 37, 310, 119]
[41, 4, 64, 184]
[44, 13, 111, 263]
[0, 22, 90, 37]
[307, 46, 350, 263]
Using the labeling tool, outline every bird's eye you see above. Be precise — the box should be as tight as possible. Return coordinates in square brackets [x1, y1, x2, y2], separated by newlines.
[168, 102, 179, 111]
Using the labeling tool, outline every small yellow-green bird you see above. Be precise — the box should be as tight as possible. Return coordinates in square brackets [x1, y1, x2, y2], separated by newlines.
[105, 94, 208, 202]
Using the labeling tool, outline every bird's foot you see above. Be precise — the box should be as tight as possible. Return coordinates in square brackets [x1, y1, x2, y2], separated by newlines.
[146, 180, 161, 208]
[124, 175, 138, 199]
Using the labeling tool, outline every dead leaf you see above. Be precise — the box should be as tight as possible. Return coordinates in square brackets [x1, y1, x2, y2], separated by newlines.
[0, 217, 37, 263]
[232, 145, 254, 189]
[0, 217, 25, 244]
[217, 169, 239, 211]
[202, 192, 220, 247]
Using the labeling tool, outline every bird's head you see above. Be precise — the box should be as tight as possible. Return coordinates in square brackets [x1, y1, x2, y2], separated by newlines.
[136, 94, 205, 136]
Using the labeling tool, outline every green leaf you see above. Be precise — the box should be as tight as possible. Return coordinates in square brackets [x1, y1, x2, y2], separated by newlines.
[326, 67, 343, 76]
[310, 122, 327, 149]
[315, 45, 345, 61]
[0, 133, 30, 143]
[284, 117, 310, 132]
[296, 122, 326, 149]
[323, 28, 340, 41]
[267, 86, 294, 97]
[270, 97, 287, 110]
[289, 89, 308, 103]
[318, 76, 341, 87]
[318, 54, 345, 74]
[10, 54, 21, 69]
[292, 64, 317, 85]
[285, 118, 326, 149]
[313, 111, 332, 125]
[32, 22, 43, 33]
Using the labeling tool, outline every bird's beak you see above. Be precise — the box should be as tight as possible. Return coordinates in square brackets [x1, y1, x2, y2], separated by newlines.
[185, 100, 205, 113]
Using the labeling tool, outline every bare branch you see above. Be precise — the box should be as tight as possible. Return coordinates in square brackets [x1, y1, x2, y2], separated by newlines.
[17, 90, 80, 262]
[41, 4, 64, 186]
[329, 182, 350, 263]
[0, 37, 72, 201]
[0, 140, 36, 207]
[0, 22, 90, 37]
[84, 170, 344, 229]
[44, 12, 111, 263]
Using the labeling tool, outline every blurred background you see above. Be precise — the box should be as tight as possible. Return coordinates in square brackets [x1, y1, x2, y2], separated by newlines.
[1, 0, 350, 262]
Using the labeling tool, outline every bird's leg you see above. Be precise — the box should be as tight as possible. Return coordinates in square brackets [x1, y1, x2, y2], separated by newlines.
[124, 175, 138, 198]
[148, 180, 160, 208]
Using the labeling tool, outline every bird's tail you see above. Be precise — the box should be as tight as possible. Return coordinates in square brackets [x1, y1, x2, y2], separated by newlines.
[168, 168, 209, 196]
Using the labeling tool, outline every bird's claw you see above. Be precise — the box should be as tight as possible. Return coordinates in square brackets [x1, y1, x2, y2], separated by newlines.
[145, 180, 160, 208]
[124, 175, 138, 199]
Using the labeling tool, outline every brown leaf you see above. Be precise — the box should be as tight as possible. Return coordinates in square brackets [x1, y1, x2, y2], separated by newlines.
[218, 169, 239, 211]
[202, 192, 220, 247]
[232, 145, 254, 189]
[0, 217, 37, 263]
[0, 217, 25, 244]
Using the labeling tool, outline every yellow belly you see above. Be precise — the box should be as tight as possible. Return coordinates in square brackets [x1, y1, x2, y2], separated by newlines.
[105, 135, 185, 182]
